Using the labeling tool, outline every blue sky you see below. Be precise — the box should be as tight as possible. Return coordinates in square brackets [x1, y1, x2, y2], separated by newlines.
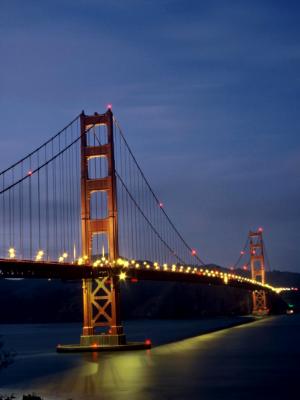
[1, 0, 300, 271]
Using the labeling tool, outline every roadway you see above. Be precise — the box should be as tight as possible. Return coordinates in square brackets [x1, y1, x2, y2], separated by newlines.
[0, 258, 277, 293]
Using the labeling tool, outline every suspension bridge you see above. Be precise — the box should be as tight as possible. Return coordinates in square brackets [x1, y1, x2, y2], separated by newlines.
[0, 107, 293, 351]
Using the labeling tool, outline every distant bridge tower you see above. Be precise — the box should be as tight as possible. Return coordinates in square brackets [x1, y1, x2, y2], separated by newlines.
[249, 229, 269, 315]
[80, 109, 125, 346]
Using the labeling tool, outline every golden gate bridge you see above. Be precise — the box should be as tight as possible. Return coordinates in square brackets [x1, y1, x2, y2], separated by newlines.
[0, 107, 295, 351]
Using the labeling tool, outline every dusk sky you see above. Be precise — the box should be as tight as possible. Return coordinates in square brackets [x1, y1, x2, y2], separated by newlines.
[0, 0, 299, 272]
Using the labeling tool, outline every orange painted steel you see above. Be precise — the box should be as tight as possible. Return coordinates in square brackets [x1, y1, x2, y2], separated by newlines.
[249, 230, 268, 315]
[80, 109, 123, 337]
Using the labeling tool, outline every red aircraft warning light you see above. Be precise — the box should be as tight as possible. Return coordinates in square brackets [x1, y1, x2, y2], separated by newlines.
[191, 249, 197, 256]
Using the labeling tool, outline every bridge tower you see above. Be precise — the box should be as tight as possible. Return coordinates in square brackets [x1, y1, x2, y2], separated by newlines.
[249, 229, 269, 315]
[80, 108, 125, 346]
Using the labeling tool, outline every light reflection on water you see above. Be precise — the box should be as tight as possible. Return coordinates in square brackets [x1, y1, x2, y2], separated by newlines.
[13, 350, 159, 399]
[0, 315, 299, 400]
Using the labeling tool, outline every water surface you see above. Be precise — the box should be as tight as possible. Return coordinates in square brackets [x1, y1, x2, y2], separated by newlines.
[0, 315, 298, 399]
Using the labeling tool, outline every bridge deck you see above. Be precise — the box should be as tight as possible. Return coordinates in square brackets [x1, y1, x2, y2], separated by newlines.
[0, 258, 276, 293]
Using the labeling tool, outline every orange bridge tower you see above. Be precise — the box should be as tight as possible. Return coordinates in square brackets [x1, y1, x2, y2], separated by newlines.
[80, 109, 125, 346]
[249, 229, 269, 315]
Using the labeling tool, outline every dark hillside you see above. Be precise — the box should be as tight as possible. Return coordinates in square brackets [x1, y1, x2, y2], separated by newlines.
[0, 269, 298, 323]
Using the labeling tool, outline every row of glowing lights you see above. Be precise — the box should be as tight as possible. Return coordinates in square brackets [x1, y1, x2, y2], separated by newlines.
[6, 248, 297, 293]
[8, 248, 68, 263]
[115, 258, 279, 291]
[95, 257, 297, 293]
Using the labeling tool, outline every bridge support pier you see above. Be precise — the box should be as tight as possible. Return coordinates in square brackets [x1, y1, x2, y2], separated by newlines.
[80, 275, 126, 346]
[252, 289, 268, 316]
